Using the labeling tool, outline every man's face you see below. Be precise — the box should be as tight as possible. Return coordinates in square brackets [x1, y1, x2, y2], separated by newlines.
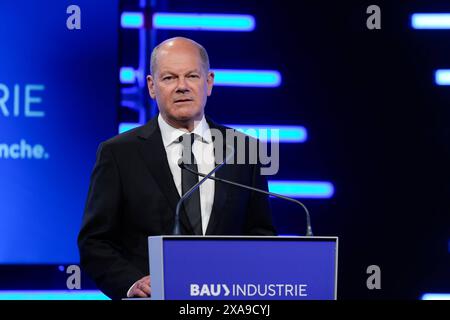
[147, 42, 214, 127]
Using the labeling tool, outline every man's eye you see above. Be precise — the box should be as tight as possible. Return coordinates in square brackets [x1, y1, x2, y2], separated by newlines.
[189, 74, 199, 78]
[163, 76, 173, 81]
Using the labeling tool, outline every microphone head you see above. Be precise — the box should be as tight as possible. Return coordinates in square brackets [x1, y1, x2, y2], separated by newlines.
[177, 158, 185, 168]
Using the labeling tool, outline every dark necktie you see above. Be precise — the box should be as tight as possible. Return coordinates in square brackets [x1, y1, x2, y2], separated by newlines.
[180, 133, 202, 235]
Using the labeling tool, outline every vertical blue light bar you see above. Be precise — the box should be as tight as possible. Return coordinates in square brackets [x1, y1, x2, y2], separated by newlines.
[421, 293, 450, 300]
[411, 13, 450, 29]
[153, 13, 255, 31]
[213, 69, 281, 87]
[121, 12, 144, 28]
[120, 67, 137, 84]
[227, 125, 307, 143]
[268, 181, 335, 199]
[435, 69, 450, 85]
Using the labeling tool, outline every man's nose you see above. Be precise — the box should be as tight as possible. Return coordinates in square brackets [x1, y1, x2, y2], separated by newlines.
[176, 77, 190, 93]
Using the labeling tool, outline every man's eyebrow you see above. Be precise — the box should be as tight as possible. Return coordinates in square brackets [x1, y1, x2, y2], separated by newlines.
[159, 71, 176, 76]
[158, 69, 202, 77]
[186, 69, 201, 74]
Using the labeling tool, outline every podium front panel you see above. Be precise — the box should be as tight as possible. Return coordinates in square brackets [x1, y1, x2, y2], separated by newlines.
[148, 236, 338, 300]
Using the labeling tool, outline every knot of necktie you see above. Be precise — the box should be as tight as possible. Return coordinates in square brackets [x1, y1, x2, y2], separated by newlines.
[179, 133, 196, 165]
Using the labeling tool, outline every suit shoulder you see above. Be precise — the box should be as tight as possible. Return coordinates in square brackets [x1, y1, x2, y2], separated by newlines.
[100, 124, 147, 150]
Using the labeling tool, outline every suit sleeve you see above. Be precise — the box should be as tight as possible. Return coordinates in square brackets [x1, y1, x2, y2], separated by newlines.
[77, 142, 145, 300]
[244, 162, 277, 235]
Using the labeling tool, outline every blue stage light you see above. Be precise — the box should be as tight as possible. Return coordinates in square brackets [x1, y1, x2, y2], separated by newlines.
[435, 69, 450, 85]
[411, 13, 450, 29]
[119, 122, 141, 134]
[118, 67, 281, 87]
[227, 125, 307, 143]
[119, 123, 306, 144]
[121, 12, 144, 28]
[213, 69, 281, 87]
[153, 13, 255, 31]
[421, 293, 450, 300]
[268, 181, 335, 199]
[120, 67, 136, 84]
[0, 290, 109, 300]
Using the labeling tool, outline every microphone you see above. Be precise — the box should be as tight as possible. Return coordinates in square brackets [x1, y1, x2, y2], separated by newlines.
[179, 161, 314, 237]
[173, 145, 235, 235]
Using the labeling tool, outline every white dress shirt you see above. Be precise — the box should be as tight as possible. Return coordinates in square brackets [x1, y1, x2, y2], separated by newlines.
[157, 113, 215, 235]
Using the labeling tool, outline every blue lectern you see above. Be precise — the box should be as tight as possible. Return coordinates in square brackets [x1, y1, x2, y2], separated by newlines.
[148, 236, 338, 300]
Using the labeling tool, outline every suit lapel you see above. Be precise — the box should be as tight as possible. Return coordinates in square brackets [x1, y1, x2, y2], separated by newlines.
[137, 117, 193, 234]
[206, 119, 231, 235]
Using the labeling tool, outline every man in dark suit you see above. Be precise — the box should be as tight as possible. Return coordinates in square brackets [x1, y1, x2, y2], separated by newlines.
[78, 37, 276, 300]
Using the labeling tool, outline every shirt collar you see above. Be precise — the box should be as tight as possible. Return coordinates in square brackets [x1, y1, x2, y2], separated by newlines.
[158, 113, 213, 148]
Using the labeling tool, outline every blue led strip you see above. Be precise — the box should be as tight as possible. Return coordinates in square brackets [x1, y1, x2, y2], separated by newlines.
[119, 123, 307, 144]
[119, 122, 141, 133]
[411, 13, 450, 29]
[0, 290, 110, 300]
[421, 293, 450, 300]
[213, 69, 281, 87]
[153, 13, 255, 31]
[268, 181, 334, 199]
[120, 67, 136, 84]
[119, 67, 282, 88]
[121, 12, 144, 28]
[435, 69, 450, 85]
[226, 125, 307, 143]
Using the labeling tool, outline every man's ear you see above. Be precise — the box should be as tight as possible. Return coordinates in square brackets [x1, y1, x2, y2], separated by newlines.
[147, 75, 156, 99]
[207, 71, 214, 96]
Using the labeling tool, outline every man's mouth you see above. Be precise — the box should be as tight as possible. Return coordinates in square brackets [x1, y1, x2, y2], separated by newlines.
[174, 98, 193, 103]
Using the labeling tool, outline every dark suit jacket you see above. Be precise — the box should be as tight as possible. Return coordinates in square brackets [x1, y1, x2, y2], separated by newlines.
[77, 116, 276, 300]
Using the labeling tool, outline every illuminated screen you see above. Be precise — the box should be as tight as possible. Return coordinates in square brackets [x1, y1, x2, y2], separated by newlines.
[0, 1, 118, 263]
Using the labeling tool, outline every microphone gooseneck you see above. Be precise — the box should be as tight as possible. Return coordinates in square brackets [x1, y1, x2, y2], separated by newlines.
[173, 145, 235, 235]
[179, 161, 313, 237]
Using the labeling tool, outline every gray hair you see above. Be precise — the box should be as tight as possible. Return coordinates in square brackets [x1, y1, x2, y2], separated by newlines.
[150, 37, 210, 75]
